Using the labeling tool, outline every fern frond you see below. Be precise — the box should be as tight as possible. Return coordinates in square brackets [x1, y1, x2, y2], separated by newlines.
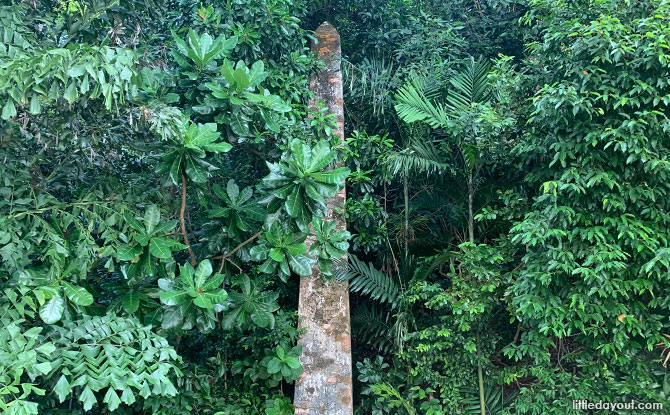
[334, 255, 400, 308]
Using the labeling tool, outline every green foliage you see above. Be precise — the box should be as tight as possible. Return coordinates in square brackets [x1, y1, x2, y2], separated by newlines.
[309, 218, 350, 276]
[263, 139, 350, 231]
[0, 45, 138, 119]
[209, 179, 267, 239]
[6, 1, 670, 414]
[158, 260, 228, 332]
[506, 0, 670, 412]
[263, 345, 304, 384]
[172, 29, 237, 71]
[48, 314, 181, 412]
[118, 204, 186, 270]
[336, 255, 400, 308]
[0, 2, 333, 414]
[156, 122, 232, 184]
[249, 223, 315, 282]
[222, 274, 280, 330]
[0, 323, 54, 415]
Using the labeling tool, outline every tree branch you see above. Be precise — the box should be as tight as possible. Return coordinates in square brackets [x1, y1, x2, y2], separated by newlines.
[180, 173, 197, 266]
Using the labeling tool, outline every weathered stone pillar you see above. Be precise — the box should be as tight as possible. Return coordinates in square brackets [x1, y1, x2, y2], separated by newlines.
[294, 22, 353, 415]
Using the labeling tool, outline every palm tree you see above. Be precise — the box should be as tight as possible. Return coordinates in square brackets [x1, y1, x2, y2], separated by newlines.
[394, 56, 502, 415]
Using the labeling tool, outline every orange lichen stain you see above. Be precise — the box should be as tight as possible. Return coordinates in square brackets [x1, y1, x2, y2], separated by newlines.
[341, 337, 351, 348]
[326, 377, 337, 383]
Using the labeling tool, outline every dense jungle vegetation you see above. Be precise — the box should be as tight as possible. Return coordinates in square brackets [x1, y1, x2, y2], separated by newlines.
[2, 0, 670, 414]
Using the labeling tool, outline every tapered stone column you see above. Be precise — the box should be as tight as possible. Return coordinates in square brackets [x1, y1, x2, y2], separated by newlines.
[294, 22, 353, 415]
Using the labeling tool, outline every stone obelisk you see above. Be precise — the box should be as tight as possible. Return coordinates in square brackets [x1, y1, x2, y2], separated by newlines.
[294, 22, 353, 415]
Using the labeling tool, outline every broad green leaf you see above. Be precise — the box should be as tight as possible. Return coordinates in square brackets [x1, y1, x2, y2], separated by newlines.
[63, 82, 77, 103]
[269, 248, 286, 262]
[194, 260, 213, 288]
[162, 307, 183, 330]
[54, 375, 71, 403]
[227, 179, 240, 203]
[2, 99, 16, 120]
[160, 290, 189, 306]
[193, 293, 213, 309]
[289, 255, 315, 276]
[149, 237, 176, 259]
[310, 167, 350, 184]
[122, 291, 140, 314]
[201, 273, 225, 291]
[285, 356, 301, 369]
[34, 362, 51, 374]
[29, 94, 41, 114]
[63, 282, 94, 306]
[286, 243, 307, 256]
[103, 388, 122, 412]
[250, 245, 269, 261]
[40, 295, 65, 324]
[234, 66, 250, 91]
[202, 141, 232, 153]
[123, 212, 145, 233]
[117, 244, 142, 261]
[267, 357, 282, 374]
[285, 189, 304, 217]
[186, 156, 207, 183]
[250, 310, 272, 328]
[308, 141, 336, 172]
[144, 205, 161, 235]
[276, 345, 285, 359]
[121, 387, 136, 405]
[79, 386, 97, 411]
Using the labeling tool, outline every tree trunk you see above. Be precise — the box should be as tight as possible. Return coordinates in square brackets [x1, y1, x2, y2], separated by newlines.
[294, 22, 353, 415]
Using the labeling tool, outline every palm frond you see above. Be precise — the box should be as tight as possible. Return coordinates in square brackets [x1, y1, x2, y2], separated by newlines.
[334, 255, 400, 308]
[394, 78, 450, 129]
[461, 383, 517, 415]
[413, 250, 453, 281]
[343, 56, 395, 116]
[383, 139, 449, 177]
[351, 303, 395, 353]
[447, 56, 492, 109]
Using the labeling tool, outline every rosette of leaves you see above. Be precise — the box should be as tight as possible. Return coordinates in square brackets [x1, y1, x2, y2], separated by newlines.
[172, 29, 237, 73]
[170, 29, 289, 137]
[249, 223, 315, 282]
[170, 28, 237, 106]
[261, 345, 303, 386]
[262, 139, 350, 231]
[158, 260, 228, 333]
[116, 205, 187, 277]
[205, 59, 291, 136]
[208, 179, 267, 239]
[309, 218, 351, 276]
[221, 274, 279, 330]
[156, 122, 232, 185]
